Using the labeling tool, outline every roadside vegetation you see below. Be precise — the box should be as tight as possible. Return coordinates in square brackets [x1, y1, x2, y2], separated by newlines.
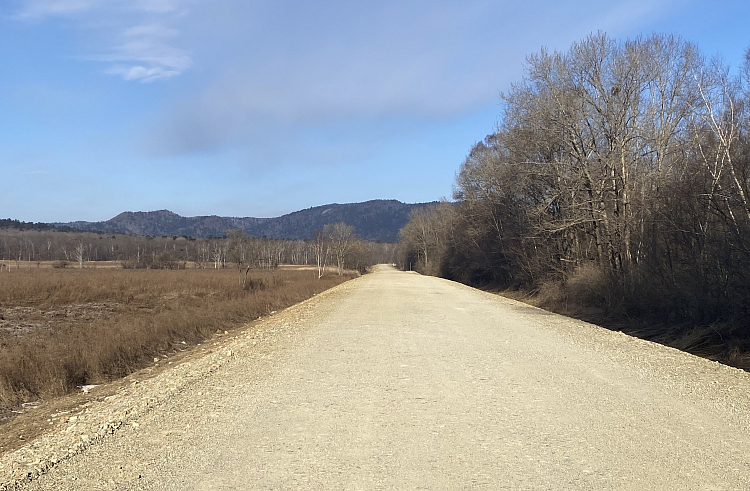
[0, 222, 395, 412]
[0, 267, 353, 410]
[399, 33, 750, 369]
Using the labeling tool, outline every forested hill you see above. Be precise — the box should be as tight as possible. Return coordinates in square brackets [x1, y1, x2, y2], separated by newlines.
[51, 200, 435, 242]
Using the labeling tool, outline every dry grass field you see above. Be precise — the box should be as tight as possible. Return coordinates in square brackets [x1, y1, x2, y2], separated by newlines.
[0, 265, 353, 412]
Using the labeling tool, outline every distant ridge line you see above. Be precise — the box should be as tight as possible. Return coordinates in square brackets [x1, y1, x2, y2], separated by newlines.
[50, 199, 438, 242]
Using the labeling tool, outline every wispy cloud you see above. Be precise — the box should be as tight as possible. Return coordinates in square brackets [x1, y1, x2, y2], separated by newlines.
[16, 0, 183, 18]
[14, 0, 192, 81]
[15, 0, 100, 18]
[122, 23, 178, 38]
[102, 23, 191, 82]
[106, 64, 182, 82]
[129, 0, 182, 13]
[141, 0, 677, 156]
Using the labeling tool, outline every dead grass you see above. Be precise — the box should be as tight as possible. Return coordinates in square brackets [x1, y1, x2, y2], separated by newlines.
[0, 267, 353, 409]
[500, 263, 750, 372]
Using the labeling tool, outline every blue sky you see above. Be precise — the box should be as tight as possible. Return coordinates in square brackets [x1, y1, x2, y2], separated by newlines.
[1, 0, 748, 222]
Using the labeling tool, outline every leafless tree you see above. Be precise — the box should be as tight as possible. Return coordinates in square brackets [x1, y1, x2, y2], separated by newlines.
[211, 240, 223, 269]
[398, 203, 455, 276]
[73, 239, 85, 269]
[325, 222, 356, 276]
[313, 230, 329, 279]
[400, 32, 750, 335]
[226, 229, 252, 288]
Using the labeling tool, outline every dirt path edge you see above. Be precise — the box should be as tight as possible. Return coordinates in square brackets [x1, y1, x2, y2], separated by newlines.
[0, 278, 358, 490]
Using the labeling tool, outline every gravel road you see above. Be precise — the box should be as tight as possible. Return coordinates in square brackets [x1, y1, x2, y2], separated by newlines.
[4, 265, 750, 490]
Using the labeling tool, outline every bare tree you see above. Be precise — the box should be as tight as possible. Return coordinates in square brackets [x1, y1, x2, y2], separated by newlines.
[398, 203, 456, 276]
[73, 239, 85, 269]
[313, 230, 329, 279]
[226, 229, 251, 288]
[325, 222, 356, 276]
[211, 240, 223, 269]
[402, 33, 750, 337]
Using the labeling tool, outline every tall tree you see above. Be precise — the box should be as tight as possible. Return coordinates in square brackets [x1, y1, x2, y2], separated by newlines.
[324, 222, 356, 276]
[313, 229, 330, 279]
[226, 229, 251, 288]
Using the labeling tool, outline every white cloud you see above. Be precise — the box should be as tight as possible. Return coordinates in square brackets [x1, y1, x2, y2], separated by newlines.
[122, 23, 179, 39]
[13, 0, 681, 153]
[107, 64, 181, 82]
[15, 0, 185, 18]
[100, 23, 191, 81]
[14, 0, 191, 81]
[15, 0, 100, 18]
[130, 0, 182, 13]
[140, 0, 678, 156]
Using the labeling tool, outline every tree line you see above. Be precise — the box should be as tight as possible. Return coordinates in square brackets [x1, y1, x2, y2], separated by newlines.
[0, 223, 397, 273]
[400, 33, 750, 351]
[0, 219, 77, 233]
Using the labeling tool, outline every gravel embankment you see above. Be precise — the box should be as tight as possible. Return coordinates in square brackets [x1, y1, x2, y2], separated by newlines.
[0, 279, 352, 490]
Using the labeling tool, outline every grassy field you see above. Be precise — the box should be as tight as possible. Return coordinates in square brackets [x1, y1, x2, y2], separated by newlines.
[0, 265, 353, 409]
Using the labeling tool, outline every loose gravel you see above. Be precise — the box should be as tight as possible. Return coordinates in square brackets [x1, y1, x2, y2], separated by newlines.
[2, 266, 749, 490]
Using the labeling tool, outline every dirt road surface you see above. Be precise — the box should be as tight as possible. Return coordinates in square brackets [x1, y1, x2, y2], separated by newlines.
[6, 265, 750, 490]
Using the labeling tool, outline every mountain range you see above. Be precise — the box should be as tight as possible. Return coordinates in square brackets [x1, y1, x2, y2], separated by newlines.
[52, 200, 436, 242]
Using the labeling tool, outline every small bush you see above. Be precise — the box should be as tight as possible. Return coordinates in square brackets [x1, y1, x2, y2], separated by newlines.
[534, 279, 564, 308]
[244, 277, 267, 291]
[564, 263, 611, 307]
[532, 263, 618, 319]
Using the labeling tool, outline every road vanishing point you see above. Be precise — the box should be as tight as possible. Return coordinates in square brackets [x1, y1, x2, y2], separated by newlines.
[13, 265, 750, 490]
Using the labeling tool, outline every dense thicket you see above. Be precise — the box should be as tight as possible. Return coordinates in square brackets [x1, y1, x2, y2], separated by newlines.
[400, 33, 750, 358]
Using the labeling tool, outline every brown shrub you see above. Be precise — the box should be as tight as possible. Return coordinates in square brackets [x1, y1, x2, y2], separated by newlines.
[531, 263, 616, 318]
[564, 263, 611, 307]
[533, 279, 565, 309]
